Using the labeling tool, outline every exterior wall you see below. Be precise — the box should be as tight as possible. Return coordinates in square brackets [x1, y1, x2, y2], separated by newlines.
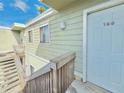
[25, 53, 49, 76]
[20, 31, 25, 44]
[24, 0, 108, 78]
[12, 30, 21, 44]
[0, 28, 18, 51]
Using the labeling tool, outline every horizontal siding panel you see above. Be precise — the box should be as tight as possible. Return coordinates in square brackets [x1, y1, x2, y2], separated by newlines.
[51, 27, 82, 34]
[50, 43, 82, 47]
[59, 5, 83, 16]
[50, 26, 82, 33]
[36, 48, 67, 59]
[66, 16, 83, 25]
[50, 17, 83, 29]
[37, 46, 67, 53]
[45, 44, 82, 49]
[50, 14, 82, 26]
[51, 41, 82, 46]
[51, 35, 82, 41]
[50, 22, 83, 32]
[50, 8, 83, 22]
[37, 45, 82, 55]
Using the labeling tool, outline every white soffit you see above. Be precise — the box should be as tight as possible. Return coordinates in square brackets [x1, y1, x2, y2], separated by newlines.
[11, 23, 26, 31]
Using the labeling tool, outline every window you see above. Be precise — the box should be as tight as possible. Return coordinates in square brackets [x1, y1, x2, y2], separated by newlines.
[40, 24, 50, 43]
[28, 31, 33, 43]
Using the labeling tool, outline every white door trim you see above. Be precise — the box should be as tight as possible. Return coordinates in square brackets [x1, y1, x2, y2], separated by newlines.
[82, 0, 124, 82]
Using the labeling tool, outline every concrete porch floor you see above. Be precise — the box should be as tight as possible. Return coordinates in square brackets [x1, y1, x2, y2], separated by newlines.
[66, 80, 113, 93]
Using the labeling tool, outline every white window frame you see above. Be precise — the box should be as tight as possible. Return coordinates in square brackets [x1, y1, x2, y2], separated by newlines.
[28, 30, 33, 43]
[82, 0, 124, 82]
[40, 23, 50, 43]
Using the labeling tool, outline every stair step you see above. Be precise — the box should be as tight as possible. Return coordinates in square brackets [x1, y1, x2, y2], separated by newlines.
[5, 80, 20, 91]
[6, 76, 19, 85]
[0, 62, 15, 69]
[0, 60, 15, 66]
[0, 71, 4, 74]
[0, 80, 5, 84]
[5, 83, 21, 93]
[4, 69, 18, 76]
[0, 76, 5, 81]
[0, 59, 14, 63]
[0, 57, 14, 62]
[3, 66, 16, 72]
[6, 73, 18, 80]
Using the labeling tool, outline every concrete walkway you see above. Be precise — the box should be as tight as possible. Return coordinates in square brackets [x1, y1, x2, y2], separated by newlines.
[66, 80, 112, 93]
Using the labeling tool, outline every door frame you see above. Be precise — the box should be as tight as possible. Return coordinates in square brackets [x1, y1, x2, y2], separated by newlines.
[82, 0, 124, 82]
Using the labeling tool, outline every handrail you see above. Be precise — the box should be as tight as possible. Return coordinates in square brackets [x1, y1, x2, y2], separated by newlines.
[27, 63, 51, 81]
[27, 52, 75, 81]
[50, 52, 76, 69]
[14, 53, 26, 89]
[24, 51, 76, 93]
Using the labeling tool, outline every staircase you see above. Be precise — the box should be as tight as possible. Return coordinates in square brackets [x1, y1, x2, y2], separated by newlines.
[0, 52, 25, 93]
[0, 51, 75, 93]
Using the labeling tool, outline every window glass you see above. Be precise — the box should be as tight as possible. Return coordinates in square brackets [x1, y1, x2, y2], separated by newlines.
[40, 25, 49, 43]
[28, 31, 33, 43]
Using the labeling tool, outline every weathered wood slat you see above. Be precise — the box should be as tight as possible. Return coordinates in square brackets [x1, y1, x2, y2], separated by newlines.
[23, 52, 75, 93]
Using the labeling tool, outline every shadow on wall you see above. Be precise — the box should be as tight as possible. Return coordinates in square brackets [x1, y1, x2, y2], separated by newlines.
[0, 29, 18, 51]
[35, 43, 69, 60]
[12, 30, 21, 44]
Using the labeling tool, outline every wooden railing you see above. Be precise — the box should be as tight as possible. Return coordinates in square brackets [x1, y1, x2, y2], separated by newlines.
[14, 53, 26, 90]
[13, 44, 25, 71]
[13, 45, 26, 90]
[23, 52, 76, 93]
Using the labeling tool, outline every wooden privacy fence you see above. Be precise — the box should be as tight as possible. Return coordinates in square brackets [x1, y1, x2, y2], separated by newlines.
[23, 52, 76, 93]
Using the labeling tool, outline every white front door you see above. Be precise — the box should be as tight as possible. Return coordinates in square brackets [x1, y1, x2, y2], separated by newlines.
[87, 4, 124, 93]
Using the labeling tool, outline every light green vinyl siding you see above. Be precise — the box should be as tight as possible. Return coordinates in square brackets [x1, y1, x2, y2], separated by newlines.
[24, 0, 108, 78]
[25, 53, 49, 76]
